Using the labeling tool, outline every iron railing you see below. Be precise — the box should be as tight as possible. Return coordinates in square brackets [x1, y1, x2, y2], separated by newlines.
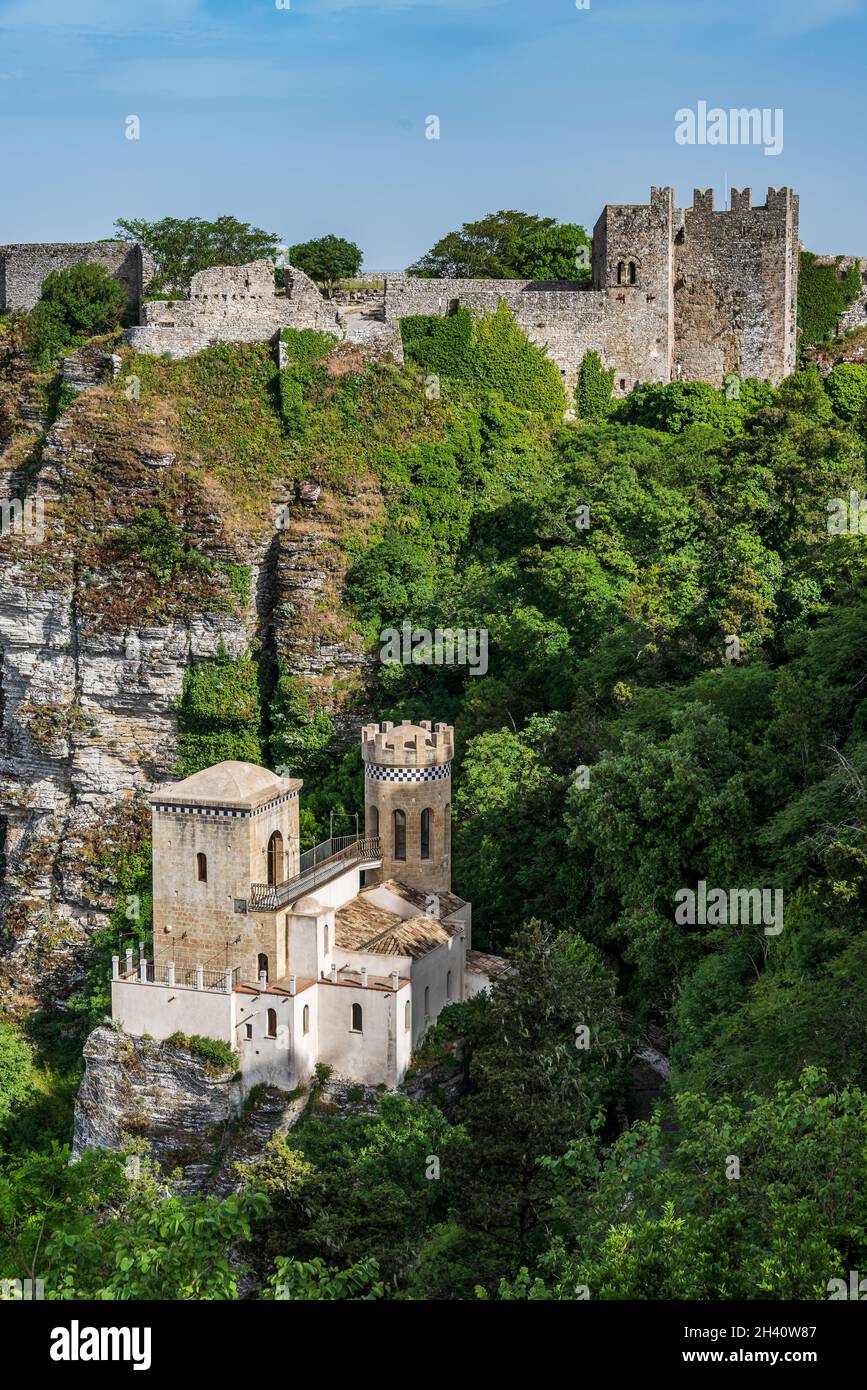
[250, 834, 382, 910]
[116, 958, 241, 992]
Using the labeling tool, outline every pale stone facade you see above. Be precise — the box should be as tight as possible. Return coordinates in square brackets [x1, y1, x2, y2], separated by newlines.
[110, 721, 496, 1092]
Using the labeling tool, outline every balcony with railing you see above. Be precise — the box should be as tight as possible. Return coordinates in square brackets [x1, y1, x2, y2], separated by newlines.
[113, 949, 242, 993]
[250, 833, 382, 911]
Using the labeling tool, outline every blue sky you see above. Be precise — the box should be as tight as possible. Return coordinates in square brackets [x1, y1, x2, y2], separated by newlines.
[0, 0, 864, 266]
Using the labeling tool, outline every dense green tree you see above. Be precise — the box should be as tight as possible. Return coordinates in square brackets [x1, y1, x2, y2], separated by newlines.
[408, 210, 582, 279]
[413, 923, 624, 1295]
[115, 215, 281, 294]
[286, 235, 363, 297]
[496, 1069, 867, 1300]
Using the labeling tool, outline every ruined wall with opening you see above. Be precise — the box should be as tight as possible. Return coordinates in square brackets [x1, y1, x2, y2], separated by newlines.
[127, 259, 338, 357]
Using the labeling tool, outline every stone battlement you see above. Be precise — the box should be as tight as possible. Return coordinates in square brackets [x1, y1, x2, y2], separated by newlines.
[126, 258, 338, 358]
[361, 719, 454, 767]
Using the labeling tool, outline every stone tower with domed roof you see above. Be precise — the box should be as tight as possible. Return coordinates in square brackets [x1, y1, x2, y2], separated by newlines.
[149, 760, 303, 979]
[362, 720, 453, 895]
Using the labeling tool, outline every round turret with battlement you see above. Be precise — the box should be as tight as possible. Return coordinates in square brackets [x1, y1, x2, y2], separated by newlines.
[361, 719, 453, 893]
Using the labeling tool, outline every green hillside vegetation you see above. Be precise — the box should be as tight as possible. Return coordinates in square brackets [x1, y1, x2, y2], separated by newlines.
[4, 278, 867, 1298]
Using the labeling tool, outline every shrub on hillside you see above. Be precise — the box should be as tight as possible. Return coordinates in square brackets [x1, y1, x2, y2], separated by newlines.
[825, 362, 867, 420]
[26, 262, 128, 365]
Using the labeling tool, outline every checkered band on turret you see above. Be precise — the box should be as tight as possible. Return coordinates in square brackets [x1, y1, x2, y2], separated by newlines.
[365, 762, 451, 784]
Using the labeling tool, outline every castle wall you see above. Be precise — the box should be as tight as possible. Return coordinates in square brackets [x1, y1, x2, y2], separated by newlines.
[593, 187, 675, 393]
[383, 274, 605, 395]
[127, 259, 338, 357]
[384, 185, 799, 394]
[316, 979, 404, 1087]
[111, 976, 235, 1044]
[674, 187, 799, 385]
[0, 242, 151, 312]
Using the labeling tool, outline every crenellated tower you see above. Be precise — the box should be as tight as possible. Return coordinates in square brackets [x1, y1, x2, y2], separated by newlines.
[361, 719, 453, 894]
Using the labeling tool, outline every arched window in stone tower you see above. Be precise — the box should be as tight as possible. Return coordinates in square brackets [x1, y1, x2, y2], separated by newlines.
[369, 803, 379, 837]
[444, 803, 451, 854]
[628, 261, 637, 285]
[267, 830, 284, 888]
[393, 809, 406, 861]
[196, 852, 207, 883]
[266, 1008, 277, 1038]
[616, 261, 625, 285]
[420, 807, 432, 860]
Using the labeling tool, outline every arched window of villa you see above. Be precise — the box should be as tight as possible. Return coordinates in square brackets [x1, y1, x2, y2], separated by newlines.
[196, 852, 207, 883]
[267, 830, 284, 888]
[420, 807, 432, 860]
[266, 1008, 277, 1038]
[351, 1002, 363, 1033]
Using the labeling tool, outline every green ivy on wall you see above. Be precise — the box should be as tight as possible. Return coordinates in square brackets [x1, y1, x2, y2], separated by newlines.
[798, 252, 862, 348]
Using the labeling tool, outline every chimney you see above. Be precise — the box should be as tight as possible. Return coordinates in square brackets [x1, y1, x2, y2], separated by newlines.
[289, 974, 297, 996]
[361, 967, 368, 989]
[330, 963, 337, 983]
[390, 970, 398, 991]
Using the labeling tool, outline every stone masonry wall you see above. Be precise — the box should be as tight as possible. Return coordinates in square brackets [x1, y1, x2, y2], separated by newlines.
[384, 185, 800, 394]
[813, 255, 867, 336]
[0, 242, 152, 312]
[127, 259, 339, 357]
[384, 274, 605, 395]
[674, 187, 799, 385]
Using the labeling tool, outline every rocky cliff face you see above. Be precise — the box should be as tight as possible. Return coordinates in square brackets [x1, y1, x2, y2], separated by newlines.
[73, 1026, 243, 1176]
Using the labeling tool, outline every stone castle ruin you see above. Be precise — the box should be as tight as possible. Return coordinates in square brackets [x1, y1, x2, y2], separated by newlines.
[0, 241, 153, 313]
[124, 259, 340, 358]
[9, 185, 864, 393]
[384, 185, 800, 394]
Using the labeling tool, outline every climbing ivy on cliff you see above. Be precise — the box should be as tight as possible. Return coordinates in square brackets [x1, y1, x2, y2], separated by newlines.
[400, 301, 568, 423]
[175, 649, 264, 776]
[798, 252, 862, 348]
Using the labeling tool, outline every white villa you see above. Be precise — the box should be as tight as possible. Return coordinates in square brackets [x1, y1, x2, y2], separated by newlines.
[111, 720, 501, 1092]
